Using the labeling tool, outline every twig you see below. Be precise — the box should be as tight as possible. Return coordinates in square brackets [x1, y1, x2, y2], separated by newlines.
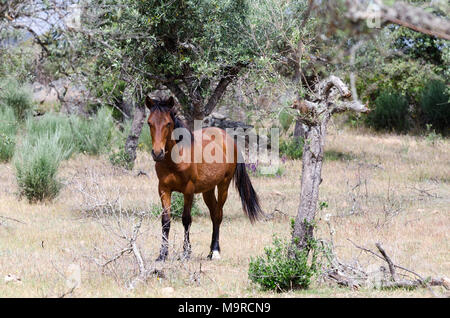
[0, 215, 27, 224]
[375, 243, 397, 282]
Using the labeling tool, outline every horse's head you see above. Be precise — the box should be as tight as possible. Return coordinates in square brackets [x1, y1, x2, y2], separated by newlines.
[146, 96, 176, 162]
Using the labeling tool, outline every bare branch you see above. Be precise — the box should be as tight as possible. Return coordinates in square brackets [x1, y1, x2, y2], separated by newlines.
[345, 0, 450, 40]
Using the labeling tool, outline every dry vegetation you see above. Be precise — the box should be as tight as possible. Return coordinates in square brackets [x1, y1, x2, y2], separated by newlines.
[0, 126, 448, 298]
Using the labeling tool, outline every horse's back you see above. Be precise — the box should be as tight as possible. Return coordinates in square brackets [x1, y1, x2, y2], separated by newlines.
[192, 127, 237, 193]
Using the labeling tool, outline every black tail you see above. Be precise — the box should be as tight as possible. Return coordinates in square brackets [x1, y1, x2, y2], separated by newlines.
[234, 163, 263, 223]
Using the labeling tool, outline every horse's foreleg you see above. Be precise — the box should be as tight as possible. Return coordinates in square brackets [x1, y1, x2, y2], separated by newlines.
[157, 187, 172, 262]
[182, 191, 194, 260]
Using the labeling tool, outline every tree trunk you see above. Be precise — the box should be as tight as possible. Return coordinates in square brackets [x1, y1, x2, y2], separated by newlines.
[293, 120, 306, 139]
[292, 118, 329, 251]
[125, 102, 146, 164]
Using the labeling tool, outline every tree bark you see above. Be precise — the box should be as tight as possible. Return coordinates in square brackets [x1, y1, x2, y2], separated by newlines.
[125, 101, 146, 164]
[292, 119, 328, 250]
[293, 120, 306, 139]
[291, 76, 368, 252]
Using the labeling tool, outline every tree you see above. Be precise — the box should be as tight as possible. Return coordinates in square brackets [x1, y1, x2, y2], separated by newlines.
[288, 0, 449, 252]
[291, 77, 369, 251]
[71, 0, 259, 161]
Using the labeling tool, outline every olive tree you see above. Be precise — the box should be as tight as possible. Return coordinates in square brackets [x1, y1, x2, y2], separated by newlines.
[63, 0, 259, 161]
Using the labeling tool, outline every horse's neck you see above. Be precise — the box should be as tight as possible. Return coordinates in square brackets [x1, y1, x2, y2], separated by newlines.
[163, 139, 194, 169]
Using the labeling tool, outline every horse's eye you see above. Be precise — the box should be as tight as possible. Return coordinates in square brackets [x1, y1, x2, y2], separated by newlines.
[167, 123, 171, 127]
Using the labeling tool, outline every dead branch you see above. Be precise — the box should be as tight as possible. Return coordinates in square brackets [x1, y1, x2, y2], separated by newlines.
[345, 0, 450, 40]
[375, 243, 397, 282]
[0, 215, 27, 225]
[346, 240, 449, 292]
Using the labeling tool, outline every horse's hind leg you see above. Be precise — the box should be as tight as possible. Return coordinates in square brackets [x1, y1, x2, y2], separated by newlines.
[202, 189, 220, 260]
[205, 180, 231, 260]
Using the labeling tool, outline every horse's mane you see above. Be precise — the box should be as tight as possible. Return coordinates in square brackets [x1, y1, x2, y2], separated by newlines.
[150, 98, 194, 143]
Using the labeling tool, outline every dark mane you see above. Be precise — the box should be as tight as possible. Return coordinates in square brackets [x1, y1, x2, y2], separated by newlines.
[150, 98, 194, 143]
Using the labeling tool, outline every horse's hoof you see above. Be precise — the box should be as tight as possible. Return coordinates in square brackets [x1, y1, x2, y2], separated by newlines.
[208, 250, 221, 260]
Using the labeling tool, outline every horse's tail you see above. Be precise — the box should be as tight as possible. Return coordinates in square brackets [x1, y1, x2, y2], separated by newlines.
[234, 163, 263, 223]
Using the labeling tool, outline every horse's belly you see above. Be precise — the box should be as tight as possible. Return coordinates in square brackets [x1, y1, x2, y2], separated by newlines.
[194, 163, 231, 193]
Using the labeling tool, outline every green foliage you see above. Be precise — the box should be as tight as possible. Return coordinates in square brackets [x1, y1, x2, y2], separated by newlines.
[109, 148, 133, 170]
[367, 90, 410, 132]
[424, 124, 443, 146]
[278, 108, 294, 133]
[26, 107, 118, 157]
[151, 192, 203, 219]
[138, 123, 152, 153]
[373, 59, 440, 102]
[80, 0, 258, 116]
[0, 78, 33, 120]
[14, 132, 70, 203]
[247, 162, 285, 178]
[0, 107, 18, 162]
[25, 113, 75, 159]
[419, 80, 449, 133]
[392, 26, 446, 65]
[324, 150, 354, 162]
[71, 107, 116, 155]
[248, 236, 316, 291]
[0, 31, 36, 82]
[279, 137, 304, 160]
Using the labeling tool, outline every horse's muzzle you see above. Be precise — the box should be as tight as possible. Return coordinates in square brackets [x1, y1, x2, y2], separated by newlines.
[151, 149, 165, 162]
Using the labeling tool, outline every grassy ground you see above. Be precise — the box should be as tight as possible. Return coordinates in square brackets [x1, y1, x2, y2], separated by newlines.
[0, 126, 448, 298]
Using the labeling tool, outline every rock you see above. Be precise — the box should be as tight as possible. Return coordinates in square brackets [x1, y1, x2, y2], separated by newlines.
[211, 112, 226, 120]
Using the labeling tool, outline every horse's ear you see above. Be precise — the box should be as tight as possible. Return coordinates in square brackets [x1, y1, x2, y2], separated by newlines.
[167, 96, 175, 108]
[145, 96, 154, 110]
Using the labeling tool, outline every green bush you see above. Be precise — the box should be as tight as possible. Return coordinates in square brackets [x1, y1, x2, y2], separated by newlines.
[0, 79, 33, 120]
[420, 80, 449, 133]
[25, 113, 75, 159]
[0, 107, 18, 162]
[151, 192, 203, 218]
[109, 148, 134, 170]
[248, 236, 316, 291]
[367, 90, 410, 132]
[14, 132, 70, 203]
[72, 107, 116, 155]
[138, 123, 152, 153]
[279, 137, 304, 160]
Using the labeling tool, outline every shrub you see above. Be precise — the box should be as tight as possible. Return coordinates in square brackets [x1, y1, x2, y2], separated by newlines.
[420, 80, 449, 133]
[366, 90, 410, 132]
[25, 113, 75, 159]
[14, 132, 70, 203]
[138, 123, 152, 153]
[0, 107, 18, 162]
[72, 107, 116, 155]
[0, 79, 33, 120]
[151, 192, 203, 218]
[279, 137, 304, 160]
[246, 162, 285, 178]
[248, 236, 316, 291]
[109, 148, 134, 170]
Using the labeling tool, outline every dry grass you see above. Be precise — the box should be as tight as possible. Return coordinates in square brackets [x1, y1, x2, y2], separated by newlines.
[0, 127, 448, 298]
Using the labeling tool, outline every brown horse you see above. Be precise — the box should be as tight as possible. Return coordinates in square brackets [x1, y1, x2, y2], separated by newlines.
[146, 96, 262, 261]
